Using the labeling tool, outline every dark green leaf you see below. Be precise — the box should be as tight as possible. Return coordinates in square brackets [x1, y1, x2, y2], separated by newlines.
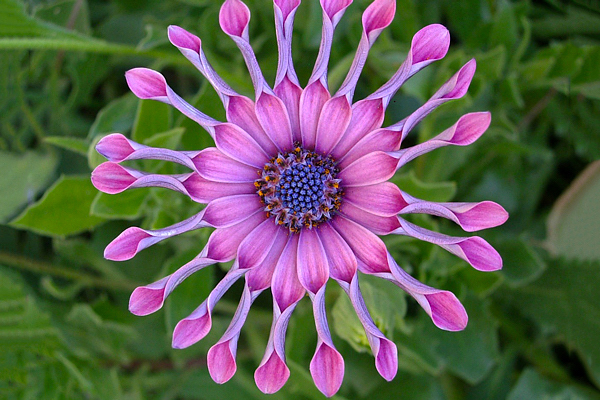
[508, 368, 600, 400]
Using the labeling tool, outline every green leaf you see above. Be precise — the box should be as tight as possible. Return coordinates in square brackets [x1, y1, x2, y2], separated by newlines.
[396, 293, 500, 384]
[508, 368, 600, 400]
[132, 99, 171, 143]
[0, 150, 58, 222]
[90, 189, 149, 220]
[496, 238, 546, 288]
[432, 294, 500, 384]
[547, 161, 600, 261]
[10, 176, 105, 237]
[392, 170, 456, 202]
[88, 94, 137, 138]
[44, 136, 88, 156]
[510, 257, 600, 387]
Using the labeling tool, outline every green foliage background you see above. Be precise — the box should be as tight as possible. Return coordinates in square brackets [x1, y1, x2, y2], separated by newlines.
[2, 0, 600, 398]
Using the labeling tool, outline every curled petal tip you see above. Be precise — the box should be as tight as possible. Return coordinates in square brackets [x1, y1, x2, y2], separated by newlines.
[456, 201, 509, 232]
[427, 291, 468, 331]
[167, 25, 201, 53]
[207, 341, 237, 383]
[450, 112, 491, 145]
[91, 162, 135, 194]
[274, 0, 300, 21]
[104, 227, 150, 261]
[125, 68, 167, 99]
[219, 0, 251, 37]
[172, 313, 212, 349]
[362, 0, 396, 38]
[411, 24, 450, 64]
[128, 284, 166, 316]
[310, 344, 345, 397]
[95, 133, 135, 162]
[460, 237, 503, 271]
[320, 0, 352, 21]
[255, 353, 290, 394]
[375, 339, 398, 381]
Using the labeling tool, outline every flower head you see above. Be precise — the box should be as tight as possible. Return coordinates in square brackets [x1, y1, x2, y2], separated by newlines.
[92, 0, 507, 396]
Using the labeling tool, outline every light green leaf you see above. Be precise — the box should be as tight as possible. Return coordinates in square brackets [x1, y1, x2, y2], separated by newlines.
[510, 258, 600, 387]
[88, 94, 137, 138]
[332, 276, 406, 353]
[90, 189, 149, 220]
[10, 176, 105, 237]
[0, 150, 58, 222]
[496, 238, 546, 287]
[508, 368, 600, 400]
[44, 136, 88, 156]
[392, 170, 456, 202]
[132, 99, 171, 143]
[547, 161, 600, 261]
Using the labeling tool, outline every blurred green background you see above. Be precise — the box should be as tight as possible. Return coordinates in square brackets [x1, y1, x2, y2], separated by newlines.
[2, 0, 600, 398]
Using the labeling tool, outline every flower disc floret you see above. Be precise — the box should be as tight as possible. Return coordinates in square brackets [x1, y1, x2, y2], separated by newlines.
[255, 144, 343, 232]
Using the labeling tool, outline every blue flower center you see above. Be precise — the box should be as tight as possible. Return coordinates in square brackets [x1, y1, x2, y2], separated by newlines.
[255, 145, 343, 232]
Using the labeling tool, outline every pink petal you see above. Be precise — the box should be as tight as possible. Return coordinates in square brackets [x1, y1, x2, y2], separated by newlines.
[317, 223, 357, 284]
[274, 76, 303, 142]
[338, 127, 401, 169]
[271, 234, 305, 311]
[310, 342, 344, 397]
[226, 96, 278, 155]
[300, 80, 330, 149]
[338, 151, 397, 187]
[362, 0, 396, 41]
[297, 229, 329, 294]
[193, 148, 259, 183]
[182, 174, 255, 203]
[331, 98, 385, 160]
[203, 194, 262, 228]
[205, 212, 266, 262]
[344, 182, 405, 216]
[219, 0, 250, 38]
[315, 95, 352, 155]
[237, 219, 282, 270]
[214, 123, 269, 168]
[255, 92, 294, 152]
[255, 351, 290, 394]
[207, 340, 237, 383]
[246, 227, 288, 291]
[91, 162, 136, 194]
[374, 336, 398, 381]
[340, 201, 400, 235]
[331, 216, 389, 274]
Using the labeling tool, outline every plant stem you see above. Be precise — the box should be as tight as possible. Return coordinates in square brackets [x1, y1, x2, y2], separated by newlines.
[0, 251, 138, 291]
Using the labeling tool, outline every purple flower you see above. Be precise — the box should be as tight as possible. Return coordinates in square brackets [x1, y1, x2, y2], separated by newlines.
[91, 0, 508, 396]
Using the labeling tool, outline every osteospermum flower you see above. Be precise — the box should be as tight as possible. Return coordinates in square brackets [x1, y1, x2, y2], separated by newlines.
[91, 0, 508, 396]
